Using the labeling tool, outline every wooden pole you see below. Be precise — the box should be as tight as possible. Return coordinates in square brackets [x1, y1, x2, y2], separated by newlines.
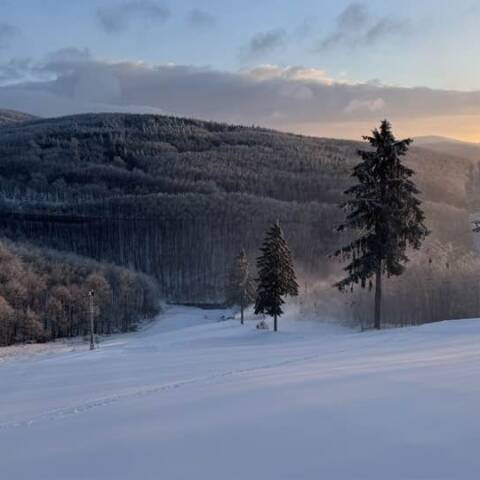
[374, 264, 382, 330]
[89, 289, 95, 350]
[240, 291, 244, 325]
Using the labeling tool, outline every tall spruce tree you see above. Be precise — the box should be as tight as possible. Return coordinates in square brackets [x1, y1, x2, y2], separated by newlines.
[255, 222, 298, 332]
[225, 249, 255, 324]
[335, 120, 429, 330]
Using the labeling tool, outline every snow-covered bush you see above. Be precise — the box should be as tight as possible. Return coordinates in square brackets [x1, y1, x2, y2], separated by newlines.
[256, 320, 269, 330]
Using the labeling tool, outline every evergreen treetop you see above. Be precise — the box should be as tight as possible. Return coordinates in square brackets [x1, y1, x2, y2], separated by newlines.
[255, 221, 298, 331]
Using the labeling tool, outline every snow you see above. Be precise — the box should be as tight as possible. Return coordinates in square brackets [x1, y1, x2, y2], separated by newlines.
[1, 305, 480, 479]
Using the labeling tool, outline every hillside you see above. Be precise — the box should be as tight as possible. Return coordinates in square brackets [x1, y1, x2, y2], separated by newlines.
[0, 113, 475, 302]
[415, 138, 480, 163]
[0, 239, 159, 346]
[0, 109, 37, 127]
[414, 135, 467, 145]
[1, 305, 480, 479]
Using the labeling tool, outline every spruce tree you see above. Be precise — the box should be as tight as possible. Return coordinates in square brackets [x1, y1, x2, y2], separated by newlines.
[335, 120, 429, 330]
[255, 222, 298, 332]
[225, 249, 255, 324]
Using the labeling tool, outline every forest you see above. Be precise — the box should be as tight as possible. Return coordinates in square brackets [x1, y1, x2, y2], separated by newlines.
[0, 239, 159, 346]
[0, 112, 478, 342]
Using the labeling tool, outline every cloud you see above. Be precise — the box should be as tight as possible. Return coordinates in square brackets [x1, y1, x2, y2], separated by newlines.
[344, 97, 385, 113]
[40, 47, 92, 73]
[97, 1, 170, 34]
[0, 23, 19, 48]
[44, 47, 92, 63]
[242, 29, 287, 59]
[365, 18, 410, 44]
[244, 65, 334, 85]
[187, 9, 216, 29]
[0, 58, 32, 84]
[338, 2, 369, 30]
[318, 2, 410, 50]
[3, 52, 480, 140]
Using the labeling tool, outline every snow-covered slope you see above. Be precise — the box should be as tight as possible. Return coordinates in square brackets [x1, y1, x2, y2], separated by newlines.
[1, 306, 480, 479]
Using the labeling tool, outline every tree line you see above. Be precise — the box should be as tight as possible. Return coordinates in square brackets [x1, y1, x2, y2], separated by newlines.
[0, 239, 159, 346]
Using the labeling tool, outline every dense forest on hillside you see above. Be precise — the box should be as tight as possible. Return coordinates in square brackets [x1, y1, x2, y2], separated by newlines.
[0, 239, 159, 346]
[0, 113, 475, 302]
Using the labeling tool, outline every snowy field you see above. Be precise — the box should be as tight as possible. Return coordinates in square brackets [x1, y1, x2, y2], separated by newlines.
[1, 305, 480, 479]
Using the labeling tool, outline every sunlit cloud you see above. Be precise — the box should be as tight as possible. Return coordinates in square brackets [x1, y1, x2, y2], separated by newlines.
[2, 50, 480, 141]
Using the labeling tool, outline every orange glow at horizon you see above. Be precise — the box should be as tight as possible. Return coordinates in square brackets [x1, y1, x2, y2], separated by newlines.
[280, 114, 480, 143]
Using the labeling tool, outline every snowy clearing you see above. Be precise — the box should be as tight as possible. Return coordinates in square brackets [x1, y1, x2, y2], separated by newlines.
[1, 306, 480, 479]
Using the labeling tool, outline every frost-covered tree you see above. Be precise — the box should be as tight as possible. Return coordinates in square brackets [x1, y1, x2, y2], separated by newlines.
[0, 295, 13, 345]
[335, 120, 429, 329]
[255, 222, 298, 331]
[0, 239, 160, 346]
[225, 249, 255, 324]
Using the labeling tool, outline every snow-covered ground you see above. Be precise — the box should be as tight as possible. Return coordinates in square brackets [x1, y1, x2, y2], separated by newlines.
[1, 305, 480, 479]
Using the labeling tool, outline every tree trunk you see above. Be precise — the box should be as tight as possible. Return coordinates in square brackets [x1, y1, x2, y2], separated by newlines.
[374, 262, 382, 330]
[240, 294, 244, 325]
[274, 313, 278, 332]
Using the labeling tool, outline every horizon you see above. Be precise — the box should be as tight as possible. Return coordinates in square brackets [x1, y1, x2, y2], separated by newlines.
[3, 107, 479, 145]
[1, 1, 480, 141]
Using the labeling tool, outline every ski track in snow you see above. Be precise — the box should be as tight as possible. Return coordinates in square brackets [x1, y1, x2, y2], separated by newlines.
[3, 305, 480, 480]
[2, 326, 479, 430]
[0, 349, 331, 429]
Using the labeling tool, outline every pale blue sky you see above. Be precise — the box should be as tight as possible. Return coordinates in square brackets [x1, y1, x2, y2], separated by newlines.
[1, 0, 478, 90]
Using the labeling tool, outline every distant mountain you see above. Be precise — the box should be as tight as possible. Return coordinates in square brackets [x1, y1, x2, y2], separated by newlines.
[414, 136, 480, 163]
[0, 113, 474, 301]
[0, 109, 37, 126]
[414, 135, 470, 145]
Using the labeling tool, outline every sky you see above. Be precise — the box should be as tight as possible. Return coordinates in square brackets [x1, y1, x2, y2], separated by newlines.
[1, 0, 480, 141]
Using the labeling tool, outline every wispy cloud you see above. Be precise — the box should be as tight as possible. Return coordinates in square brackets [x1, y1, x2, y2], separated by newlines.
[187, 9, 216, 29]
[241, 29, 287, 60]
[318, 2, 411, 50]
[97, 0, 170, 34]
[0, 58, 31, 84]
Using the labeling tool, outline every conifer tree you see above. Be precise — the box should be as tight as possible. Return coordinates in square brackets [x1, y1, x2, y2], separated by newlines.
[255, 222, 298, 332]
[335, 120, 429, 329]
[225, 249, 255, 324]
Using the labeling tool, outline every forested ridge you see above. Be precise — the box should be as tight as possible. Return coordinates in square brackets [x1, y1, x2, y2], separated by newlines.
[0, 112, 475, 303]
